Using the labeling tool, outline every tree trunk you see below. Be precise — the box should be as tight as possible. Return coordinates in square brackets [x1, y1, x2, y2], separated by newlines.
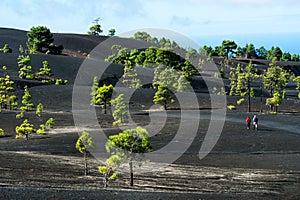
[164, 100, 167, 110]
[260, 83, 263, 113]
[104, 175, 108, 188]
[26, 134, 28, 140]
[247, 80, 251, 112]
[260, 97, 263, 113]
[104, 101, 107, 114]
[129, 160, 133, 186]
[84, 152, 87, 176]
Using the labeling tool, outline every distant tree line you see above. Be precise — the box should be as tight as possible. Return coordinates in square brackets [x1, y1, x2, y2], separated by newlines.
[202, 40, 300, 61]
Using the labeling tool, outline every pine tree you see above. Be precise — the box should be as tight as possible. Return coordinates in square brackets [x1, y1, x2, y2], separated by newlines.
[45, 118, 55, 129]
[18, 55, 34, 79]
[110, 94, 128, 126]
[90, 76, 99, 105]
[19, 45, 25, 54]
[36, 60, 53, 83]
[122, 61, 141, 88]
[98, 155, 121, 187]
[263, 59, 290, 112]
[76, 130, 95, 176]
[106, 126, 152, 186]
[20, 86, 35, 111]
[153, 85, 174, 110]
[0, 128, 4, 137]
[16, 119, 35, 140]
[95, 84, 114, 114]
[0, 74, 16, 110]
[36, 103, 44, 118]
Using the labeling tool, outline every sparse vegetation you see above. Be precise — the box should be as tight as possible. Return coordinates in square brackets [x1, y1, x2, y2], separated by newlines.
[263, 58, 290, 112]
[76, 130, 95, 176]
[20, 86, 35, 111]
[0, 44, 12, 53]
[0, 128, 5, 137]
[0, 71, 17, 110]
[227, 105, 236, 110]
[36, 103, 44, 118]
[36, 61, 54, 83]
[110, 94, 128, 126]
[94, 84, 114, 114]
[45, 118, 55, 129]
[55, 79, 68, 85]
[98, 155, 122, 187]
[36, 124, 46, 135]
[15, 119, 35, 140]
[106, 126, 152, 186]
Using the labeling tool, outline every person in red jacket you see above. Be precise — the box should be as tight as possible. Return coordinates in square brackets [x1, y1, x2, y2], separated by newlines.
[246, 116, 251, 130]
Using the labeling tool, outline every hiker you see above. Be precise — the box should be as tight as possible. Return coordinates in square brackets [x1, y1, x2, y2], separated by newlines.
[246, 116, 251, 130]
[253, 115, 258, 130]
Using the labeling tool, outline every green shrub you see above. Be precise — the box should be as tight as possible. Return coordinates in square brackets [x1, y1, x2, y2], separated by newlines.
[45, 118, 55, 129]
[227, 105, 236, 110]
[16, 112, 24, 119]
[0, 128, 4, 137]
[36, 124, 46, 135]
[55, 79, 68, 85]
[237, 98, 245, 105]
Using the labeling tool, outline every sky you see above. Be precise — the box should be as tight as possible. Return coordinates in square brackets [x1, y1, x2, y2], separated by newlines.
[1, 0, 300, 53]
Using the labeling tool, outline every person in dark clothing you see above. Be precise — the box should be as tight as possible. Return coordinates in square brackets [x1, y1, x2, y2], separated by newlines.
[246, 116, 251, 130]
[253, 115, 258, 130]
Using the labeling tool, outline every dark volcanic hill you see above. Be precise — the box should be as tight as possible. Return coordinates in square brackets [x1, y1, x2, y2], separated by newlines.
[0, 27, 300, 111]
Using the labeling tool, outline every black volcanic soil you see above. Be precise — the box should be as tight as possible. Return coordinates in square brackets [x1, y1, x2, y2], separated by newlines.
[0, 107, 300, 199]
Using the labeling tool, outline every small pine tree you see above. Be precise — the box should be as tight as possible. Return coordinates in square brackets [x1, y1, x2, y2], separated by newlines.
[19, 65, 34, 79]
[1, 44, 12, 53]
[0, 74, 15, 109]
[17, 55, 31, 67]
[36, 124, 46, 135]
[16, 119, 35, 140]
[110, 94, 128, 126]
[76, 130, 95, 176]
[122, 61, 142, 88]
[17, 55, 34, 79]
[19, 45, 25, 54]
[8, 95, 18, 110]
[20, 86, 35, 111]
[106, 126, 152, 186]
[90, 76, 99, 105]
[153, 85, 174, 110]
[36, 103, 44, 118]
[45, 118, 55, 129]
[98, 155, 121, 187]
[95, 84, 114, 114]
[55, 79, 68, 85]
[0, 128, 4, 137]
[108, 28, 116, 37]
[16, 111, 24, 119]
[36, 61, 53, 83]
[293, 76, 300, 98]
